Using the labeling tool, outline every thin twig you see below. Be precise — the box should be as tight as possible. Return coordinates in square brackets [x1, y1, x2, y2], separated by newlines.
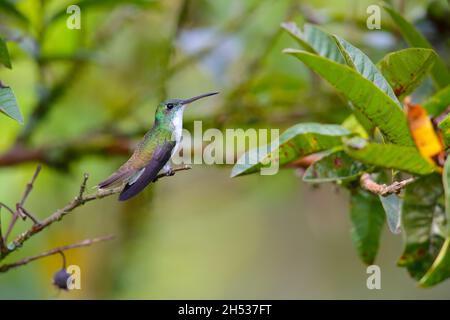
[58, 250, 66, 269]
[0, 208, 6, 254]
[76, 173, 89, 202]
[360, 173, 415, 196]
[20, 165, 41, 206]
[4, 212, 20, 244]
[0, 235, 115, 273]
[17, 205, 41, 225]
[1, 165, 191, 260]
[0, 202, 15, 215]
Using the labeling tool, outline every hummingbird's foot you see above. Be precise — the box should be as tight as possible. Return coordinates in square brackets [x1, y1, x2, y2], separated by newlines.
[152, 168, 174, 183]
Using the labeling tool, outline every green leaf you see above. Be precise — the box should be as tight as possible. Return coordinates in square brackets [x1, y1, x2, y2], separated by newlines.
[398, 174, 445, 280]
[419, 238, 450, 287]
[284, 49, 414, 146]
[344, 137, 437, 175]
[379, 194, 402, 234]
[377, 48, 437, 99]
[303, 150, 365, 183]
[341, 114, 368, 139]
[231, 123, 350, 177]
[342, 114, 369, 139]
[350, 189, 385, 265]
[424, 85, 450, 117]
[282, 23, 377, 133]
[438, 113, 450, 148]
[333, 35, 401, 107]
[383, 4, 450, 88]
[0, 37, 12, 69]
[281, 22, 344, 63]
[0, 85, 23, 123]
[420, 158, 450, 286]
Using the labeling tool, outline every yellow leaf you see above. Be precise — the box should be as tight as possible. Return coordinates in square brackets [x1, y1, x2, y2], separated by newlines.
[405, 97, 443, 165]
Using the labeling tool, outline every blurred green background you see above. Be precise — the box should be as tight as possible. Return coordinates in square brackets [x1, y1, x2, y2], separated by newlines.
[1, 0, 450, 299]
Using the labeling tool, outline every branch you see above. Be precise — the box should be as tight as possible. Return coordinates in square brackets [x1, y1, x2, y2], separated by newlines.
[0, 208, 5, 254]
[4, 165, 41, 241]
[0, 132, 133, 168]
[360, 173, 415, 196]
[1, 165, 191, 260]
[0, 235, 114, 273]
[20, 165, 41, 206]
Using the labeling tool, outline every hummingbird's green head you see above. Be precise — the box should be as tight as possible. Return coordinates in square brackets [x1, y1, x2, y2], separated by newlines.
[154, 92, 219, 124]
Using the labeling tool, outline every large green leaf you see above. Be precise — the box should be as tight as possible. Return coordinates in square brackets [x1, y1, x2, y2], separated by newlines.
[424, 85, 450, 117]
[398, 174, 445, 280]
[0, 85, 23, 123]
[0, 37, 12, 69]
[333, 35, 401, 107]
[350, 189, 385, 265]
[383, 5, 450, 88]
[344, 137, 437, 175]
[282, 23, 377, 132]
[284, 49, 414, 146]
[377, 48, 437, 99]
[231, 123, 350, 177]
[281, 22, 344, 63]
[303, 150, 365, 183]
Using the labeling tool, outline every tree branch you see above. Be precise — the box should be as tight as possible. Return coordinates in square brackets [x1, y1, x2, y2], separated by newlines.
[4, 165, 41, 241]
[0, 132, 133, 168]
[0, 208, 6, 254]
[360, 173, 415, 196]
[0, 235, 115, 273]
[0, 165, 191, 261]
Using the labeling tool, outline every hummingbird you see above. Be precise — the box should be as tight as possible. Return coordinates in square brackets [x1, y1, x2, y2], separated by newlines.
[98, 92, 219, 201]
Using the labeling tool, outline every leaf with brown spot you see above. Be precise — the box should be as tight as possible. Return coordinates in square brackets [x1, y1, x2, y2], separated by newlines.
[303, 151, 366, 183]
[377, 48, 437, 99]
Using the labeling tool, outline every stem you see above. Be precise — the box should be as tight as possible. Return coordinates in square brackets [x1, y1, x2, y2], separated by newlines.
[0, 235, 114, 273]
[0, 208, 6, 253]
[4, 165, 41, 241]
[360, 173, 415, 196]
[0, 165, 191, 261]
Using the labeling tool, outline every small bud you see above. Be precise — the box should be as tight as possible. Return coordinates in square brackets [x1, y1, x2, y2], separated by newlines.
[53, 268, 71, 290]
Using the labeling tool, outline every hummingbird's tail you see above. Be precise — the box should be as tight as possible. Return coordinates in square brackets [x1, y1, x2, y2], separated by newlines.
[98, 168, 136, 190]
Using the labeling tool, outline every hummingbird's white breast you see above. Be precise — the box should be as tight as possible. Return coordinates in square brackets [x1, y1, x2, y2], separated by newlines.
[171, 106, 185, 157]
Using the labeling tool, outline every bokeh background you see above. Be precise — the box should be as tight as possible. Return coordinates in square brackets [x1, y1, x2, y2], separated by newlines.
[1, 0, 450, 299]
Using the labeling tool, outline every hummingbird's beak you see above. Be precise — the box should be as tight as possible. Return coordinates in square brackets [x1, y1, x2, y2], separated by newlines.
[181, 92, 219, 105]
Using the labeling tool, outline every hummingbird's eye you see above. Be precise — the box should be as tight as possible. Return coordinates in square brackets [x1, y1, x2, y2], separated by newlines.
[166, 103, 174, 110]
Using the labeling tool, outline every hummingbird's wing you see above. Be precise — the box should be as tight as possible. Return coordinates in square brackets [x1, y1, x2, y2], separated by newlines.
[118, 141, 176, 201]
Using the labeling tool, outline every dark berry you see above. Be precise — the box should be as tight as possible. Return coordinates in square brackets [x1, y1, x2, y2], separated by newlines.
[53, 268, 71, 290]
